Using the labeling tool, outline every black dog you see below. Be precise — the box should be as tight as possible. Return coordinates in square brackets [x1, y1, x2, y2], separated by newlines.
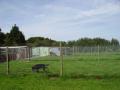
[32, 64, 49, 72]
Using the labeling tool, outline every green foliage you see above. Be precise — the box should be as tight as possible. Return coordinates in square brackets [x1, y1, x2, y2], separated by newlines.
[111, 38, 119, 46]
[4, 33, 11, 46]
[67, 37, 118, 46]
[0, 25, 26, 46]
[8, 24, 26, 46]
[0, 25, 120, 47]
[27, 37, 59, 47]
[0, 28, 6, 46]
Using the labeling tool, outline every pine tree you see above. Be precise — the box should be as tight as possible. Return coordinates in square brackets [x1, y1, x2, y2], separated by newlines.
[8, 24, 26, 46]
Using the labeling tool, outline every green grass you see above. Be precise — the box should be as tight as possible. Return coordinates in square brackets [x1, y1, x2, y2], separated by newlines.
[0, 52, 120, 90]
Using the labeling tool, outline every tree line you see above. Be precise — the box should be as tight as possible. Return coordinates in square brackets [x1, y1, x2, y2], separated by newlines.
[27, 37, 59, 46]
[67, 38, 119, 47]
[0, 25, 119, 47]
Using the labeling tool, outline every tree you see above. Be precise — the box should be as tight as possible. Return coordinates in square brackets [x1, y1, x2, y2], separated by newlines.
[111, 38, 119, 46]
[67, 37, 114, 46]
[0, 28, 6, 46]
[7, 24, 26, 46]
[27, 37, 59, 47]
[4, 33, 11, 46]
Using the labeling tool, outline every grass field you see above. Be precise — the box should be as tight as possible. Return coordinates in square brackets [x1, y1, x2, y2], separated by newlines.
[0, 52, 120, 90]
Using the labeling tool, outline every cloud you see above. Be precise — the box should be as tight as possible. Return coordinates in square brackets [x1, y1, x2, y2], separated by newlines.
[0, 0, 120, 41]
[25, 1, 119, 28]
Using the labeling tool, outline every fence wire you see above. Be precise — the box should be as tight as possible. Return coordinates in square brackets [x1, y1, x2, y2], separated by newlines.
[0, 46, 120, 75]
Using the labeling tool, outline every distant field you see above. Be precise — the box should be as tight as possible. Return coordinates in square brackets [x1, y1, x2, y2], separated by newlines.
[0, 53, 120, 90]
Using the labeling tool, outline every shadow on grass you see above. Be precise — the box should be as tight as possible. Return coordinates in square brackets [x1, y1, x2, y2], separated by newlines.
[1, 72, 120, 80]
[66, 74, 120, 80]
[31, 59, 59, 62]
[47, 73, 120, 80]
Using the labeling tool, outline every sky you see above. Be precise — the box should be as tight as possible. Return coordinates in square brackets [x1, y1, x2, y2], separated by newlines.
[0, 0, 120, 41]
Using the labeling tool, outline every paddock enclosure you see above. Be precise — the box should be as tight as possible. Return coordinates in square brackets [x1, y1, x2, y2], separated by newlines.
[0, 46, 120, 77]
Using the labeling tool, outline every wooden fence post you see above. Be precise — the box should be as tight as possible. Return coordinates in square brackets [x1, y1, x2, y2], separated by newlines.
[60, 42, 63, 77]
[73, 46, 75, 55]
[6, 46, 9, 75]
[91, 47, 92, 56]
[98, 45, 100, 60]
[28, 47, 30, 61]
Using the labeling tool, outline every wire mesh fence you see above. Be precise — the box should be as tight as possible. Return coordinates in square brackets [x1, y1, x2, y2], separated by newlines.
[0, 46, 31, 74]
[0, 46, 120, 76]
[1, 46, 120, 61]
[0, 46, 31, 62]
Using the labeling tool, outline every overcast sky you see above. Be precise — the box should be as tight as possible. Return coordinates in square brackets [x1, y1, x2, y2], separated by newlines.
[0, 0, 120, 41]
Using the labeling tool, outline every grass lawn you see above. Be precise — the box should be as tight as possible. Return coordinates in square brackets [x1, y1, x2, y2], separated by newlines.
[0, 52, 120, 90]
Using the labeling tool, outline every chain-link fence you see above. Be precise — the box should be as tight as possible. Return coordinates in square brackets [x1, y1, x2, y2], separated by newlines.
[0, 46, 31, 74]
[0, 46, 30, 62]
[0, 46, 120, 76]
[1, 46, 120, 61]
